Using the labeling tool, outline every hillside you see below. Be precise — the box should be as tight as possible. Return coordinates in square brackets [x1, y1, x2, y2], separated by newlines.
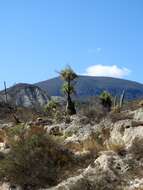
[1, 76, 143, 109]
[35, 76, 143, 100]
[1, 98, 143, 189]
[0, 83, 49, 108]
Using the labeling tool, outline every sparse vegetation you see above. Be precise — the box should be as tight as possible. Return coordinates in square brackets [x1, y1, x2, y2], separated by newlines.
[105, 139, 126, 154]
[0, 125, 75, 190]
[109, 110, 133, 122]
[80, 106, 105, 124]
[79, 98, 107, 124]
[0, 69, 143, 190]
[139, 100, 143, 107]
[44, 99, 65, 123]
[112, 90, 126, 112]
[45, 99, 60, 112]
[111, 105, 121, 113]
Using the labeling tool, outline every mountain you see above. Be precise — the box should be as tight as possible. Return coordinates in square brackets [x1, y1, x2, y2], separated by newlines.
[1, 76, 143, 108]
[35, 76, 143, 100]
[0, 83, 49, 108]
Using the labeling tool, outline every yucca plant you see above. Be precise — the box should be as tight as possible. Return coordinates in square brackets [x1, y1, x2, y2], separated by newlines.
[60, 66, 77, 82]
[100, 91, 112, 111]
[60, 66, 78, 115]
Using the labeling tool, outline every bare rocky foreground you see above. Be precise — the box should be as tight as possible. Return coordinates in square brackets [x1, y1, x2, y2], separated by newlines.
[1, 106, 143, 189]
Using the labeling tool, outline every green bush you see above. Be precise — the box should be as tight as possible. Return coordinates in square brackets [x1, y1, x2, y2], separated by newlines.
[99, 91, 112, 111]
[44, 99, 60, 113]
[44, 100, 65, 123]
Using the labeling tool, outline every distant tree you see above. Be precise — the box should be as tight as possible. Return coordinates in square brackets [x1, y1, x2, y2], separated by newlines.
[60, 66, 78, 115]
[100, 91, 112, 111]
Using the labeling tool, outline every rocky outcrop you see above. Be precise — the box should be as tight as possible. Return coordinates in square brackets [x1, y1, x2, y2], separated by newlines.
[48, 151, 129, 190]
[133, 107, 143, 121]
[107, 119, 143, 154]
[45, 109, 143, 190]
[2, 105, 143, 190]
[0, 83, 49, 108]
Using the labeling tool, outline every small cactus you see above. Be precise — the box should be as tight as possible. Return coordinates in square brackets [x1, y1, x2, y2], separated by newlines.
[113, 95, 117, 108]
[120, 90, 125, 108]
[112, 90, 125, 111]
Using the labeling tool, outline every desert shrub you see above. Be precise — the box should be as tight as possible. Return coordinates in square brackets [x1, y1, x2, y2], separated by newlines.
[99, 91, 112, 111]
[77, 97, 110, 124]
[139, 100, 143, 107]
[44, 99, 60, 114]
[44, 100, 65, 123]
[0, 125, 74, 190]
[79, 105, 106, 124]
[109, 111, 133, 123]
[119, 99, 142, 112]
[64, 114, 71, 124]
[15, 107, 43, 123]
[105, 139, 126, 155]
[0, 152, 5, 160]
[111, 105, 121, 114]
[44, 99, 73, 124]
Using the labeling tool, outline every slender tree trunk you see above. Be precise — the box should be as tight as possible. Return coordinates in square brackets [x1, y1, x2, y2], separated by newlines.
[4, 81, 8, 103]
[66, 79, 76, 115]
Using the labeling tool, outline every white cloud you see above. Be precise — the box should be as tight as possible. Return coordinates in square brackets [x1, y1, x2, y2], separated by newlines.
[84, 64, 131, 78]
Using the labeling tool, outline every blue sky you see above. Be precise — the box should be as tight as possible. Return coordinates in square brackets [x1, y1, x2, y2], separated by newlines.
[0, 0, 142, 89]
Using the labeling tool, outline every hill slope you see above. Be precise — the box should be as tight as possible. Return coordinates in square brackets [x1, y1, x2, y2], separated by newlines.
[0, 83, 49, 108]
[35, 76, 143, 100]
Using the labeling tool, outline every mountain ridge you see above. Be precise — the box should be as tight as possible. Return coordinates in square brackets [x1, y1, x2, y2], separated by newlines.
[35, 75, 143, 100]
[0, 76, 143, 108]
